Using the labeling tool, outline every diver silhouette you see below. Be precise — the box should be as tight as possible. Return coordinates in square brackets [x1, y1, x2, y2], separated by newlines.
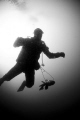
[0, 28, 65, 89]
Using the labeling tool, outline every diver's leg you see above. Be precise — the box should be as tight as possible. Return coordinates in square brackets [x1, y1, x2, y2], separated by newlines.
[25, 69, 35, 88]
[0, 63, 23, 86]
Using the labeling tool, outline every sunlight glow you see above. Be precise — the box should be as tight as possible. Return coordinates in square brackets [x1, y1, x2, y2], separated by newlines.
[0, 8, 35, 73]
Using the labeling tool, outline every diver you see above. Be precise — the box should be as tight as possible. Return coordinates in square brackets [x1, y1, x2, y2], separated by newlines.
[0, 28, 65, 88]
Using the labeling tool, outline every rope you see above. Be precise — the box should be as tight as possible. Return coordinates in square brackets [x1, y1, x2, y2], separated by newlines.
[40, 52, 54, 80]
[40, 66, 54, 80]
[40, 67, 46, 80]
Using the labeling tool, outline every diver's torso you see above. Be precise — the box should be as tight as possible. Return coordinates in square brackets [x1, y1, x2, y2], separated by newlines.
[16, 37, 43, 64]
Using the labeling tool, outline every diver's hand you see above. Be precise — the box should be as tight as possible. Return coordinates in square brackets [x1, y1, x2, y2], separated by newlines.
[60, 52, 65, 58]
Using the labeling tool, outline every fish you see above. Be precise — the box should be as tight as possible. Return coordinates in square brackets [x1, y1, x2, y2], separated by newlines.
[39, 79, 55, 90]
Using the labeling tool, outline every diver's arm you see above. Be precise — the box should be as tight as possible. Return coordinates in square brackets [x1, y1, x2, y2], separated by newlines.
[42, 41, 65, 59]
[43, 49, 65, 59]
[13, 37, 27, 47]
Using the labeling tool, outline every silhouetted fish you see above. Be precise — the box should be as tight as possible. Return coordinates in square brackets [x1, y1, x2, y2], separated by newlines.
[39, 80, 55, 90]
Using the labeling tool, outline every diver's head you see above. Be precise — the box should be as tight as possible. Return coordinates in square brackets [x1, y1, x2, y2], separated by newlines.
[34, 28, 43, 39]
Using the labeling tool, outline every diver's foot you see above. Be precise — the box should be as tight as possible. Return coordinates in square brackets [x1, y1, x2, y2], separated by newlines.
[0, 78, 4, 86]
[17, 80, 26, 92]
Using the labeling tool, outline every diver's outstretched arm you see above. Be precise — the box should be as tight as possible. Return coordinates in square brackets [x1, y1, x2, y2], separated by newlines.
[43, 49, 65, 59]
[49, 52, 65, 58]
